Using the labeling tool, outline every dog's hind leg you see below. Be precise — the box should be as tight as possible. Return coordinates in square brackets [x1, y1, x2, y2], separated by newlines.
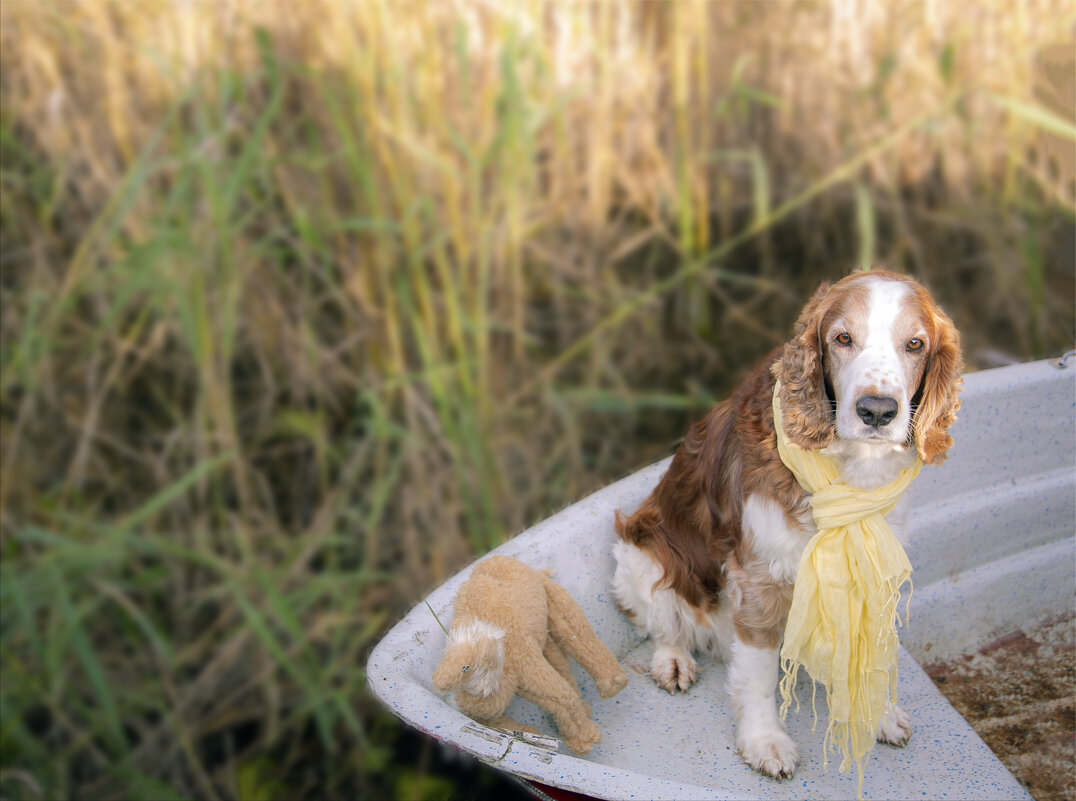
[612, 540, 701, 693]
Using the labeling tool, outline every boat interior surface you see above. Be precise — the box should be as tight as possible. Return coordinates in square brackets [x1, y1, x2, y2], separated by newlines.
[368, 358, 1075, 800]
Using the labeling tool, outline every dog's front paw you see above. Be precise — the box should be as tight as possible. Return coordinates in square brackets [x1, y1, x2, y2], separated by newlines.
[737, 726, 799, 779]
[876, 703, 912, 746]
[650, 644, 698, 693]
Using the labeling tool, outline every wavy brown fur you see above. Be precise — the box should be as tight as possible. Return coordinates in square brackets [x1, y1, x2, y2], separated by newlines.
[615, 352, 805, 611]
[908, 282, 964, 464]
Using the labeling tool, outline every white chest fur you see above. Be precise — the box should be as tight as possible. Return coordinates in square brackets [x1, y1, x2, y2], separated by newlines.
[742, 494, 815, 583]
[742, 460, 915, 587]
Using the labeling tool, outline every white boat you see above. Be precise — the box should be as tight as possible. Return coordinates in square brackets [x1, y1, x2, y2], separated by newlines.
[367, 357, 1075, 800]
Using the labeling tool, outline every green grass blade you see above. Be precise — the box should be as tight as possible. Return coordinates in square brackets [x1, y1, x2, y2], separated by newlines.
[991, 93, 1076, 141]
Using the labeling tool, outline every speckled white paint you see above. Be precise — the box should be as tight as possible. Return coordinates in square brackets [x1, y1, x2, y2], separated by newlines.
[368, 359, 1075, 800]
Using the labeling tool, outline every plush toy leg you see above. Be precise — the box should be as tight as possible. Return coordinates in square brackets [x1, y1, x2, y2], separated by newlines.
[478, 715, 541, 736]
[543, 638, 580, 695]
[543, 576, 629, 699]
[516, 643, 601, 755]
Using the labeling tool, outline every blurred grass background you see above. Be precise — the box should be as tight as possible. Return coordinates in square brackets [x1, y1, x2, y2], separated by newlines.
[0, 1, 1073, 799]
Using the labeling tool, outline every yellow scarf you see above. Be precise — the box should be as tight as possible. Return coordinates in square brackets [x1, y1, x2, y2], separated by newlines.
[772, 382, 920, 795]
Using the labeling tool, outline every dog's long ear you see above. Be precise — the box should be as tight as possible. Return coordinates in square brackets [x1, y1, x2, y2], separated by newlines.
[772, 282, 836, 450]
[913, 304, 963, 465]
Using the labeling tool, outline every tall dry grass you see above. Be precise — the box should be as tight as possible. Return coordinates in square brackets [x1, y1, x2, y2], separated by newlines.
[0, 1, 1073, 799]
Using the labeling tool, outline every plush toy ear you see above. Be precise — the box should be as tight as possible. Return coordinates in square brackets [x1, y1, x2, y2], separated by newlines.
[773, 282, 836, 450]
[913, 305, 963, 465]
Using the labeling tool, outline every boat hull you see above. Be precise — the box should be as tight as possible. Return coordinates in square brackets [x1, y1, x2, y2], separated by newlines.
[368, 359, 1074, 799]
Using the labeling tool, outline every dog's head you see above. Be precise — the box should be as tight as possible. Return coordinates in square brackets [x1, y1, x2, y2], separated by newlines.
[773, 270, 963, 465]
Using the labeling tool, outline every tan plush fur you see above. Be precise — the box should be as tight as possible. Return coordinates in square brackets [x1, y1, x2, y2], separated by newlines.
[432, 556, 629, 754]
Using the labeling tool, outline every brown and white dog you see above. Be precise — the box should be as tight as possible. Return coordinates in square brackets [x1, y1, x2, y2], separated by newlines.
[612, 270, 962, 778]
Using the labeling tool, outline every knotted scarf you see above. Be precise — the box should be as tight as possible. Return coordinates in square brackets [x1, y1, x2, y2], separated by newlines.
[772, 382, 921, 796]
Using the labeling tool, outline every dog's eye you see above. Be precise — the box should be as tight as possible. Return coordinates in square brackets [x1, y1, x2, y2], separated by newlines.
[906, 338, 924, 352]
[835, 332, 853, 346]
[461, 665, 470, 672]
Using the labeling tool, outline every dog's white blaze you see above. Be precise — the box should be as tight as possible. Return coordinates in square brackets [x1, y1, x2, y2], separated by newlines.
[832, 279, 919, 451]
[858, 279, 911, 395]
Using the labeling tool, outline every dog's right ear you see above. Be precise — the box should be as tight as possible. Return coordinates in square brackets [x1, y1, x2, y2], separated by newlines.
[772, 282, 836, 450]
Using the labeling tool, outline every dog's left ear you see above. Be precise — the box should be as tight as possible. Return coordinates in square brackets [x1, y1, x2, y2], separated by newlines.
[913, 305, 963, 465]
[773, 282, 836, 450]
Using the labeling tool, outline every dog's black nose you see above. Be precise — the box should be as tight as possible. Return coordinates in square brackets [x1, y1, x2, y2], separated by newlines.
[856, 395, 899, 428]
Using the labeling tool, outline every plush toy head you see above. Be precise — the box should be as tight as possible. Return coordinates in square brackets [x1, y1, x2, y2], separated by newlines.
[432, 619, 506, 698]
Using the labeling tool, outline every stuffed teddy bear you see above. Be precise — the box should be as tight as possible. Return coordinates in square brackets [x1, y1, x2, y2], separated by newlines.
[432, 555, 628, 755]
